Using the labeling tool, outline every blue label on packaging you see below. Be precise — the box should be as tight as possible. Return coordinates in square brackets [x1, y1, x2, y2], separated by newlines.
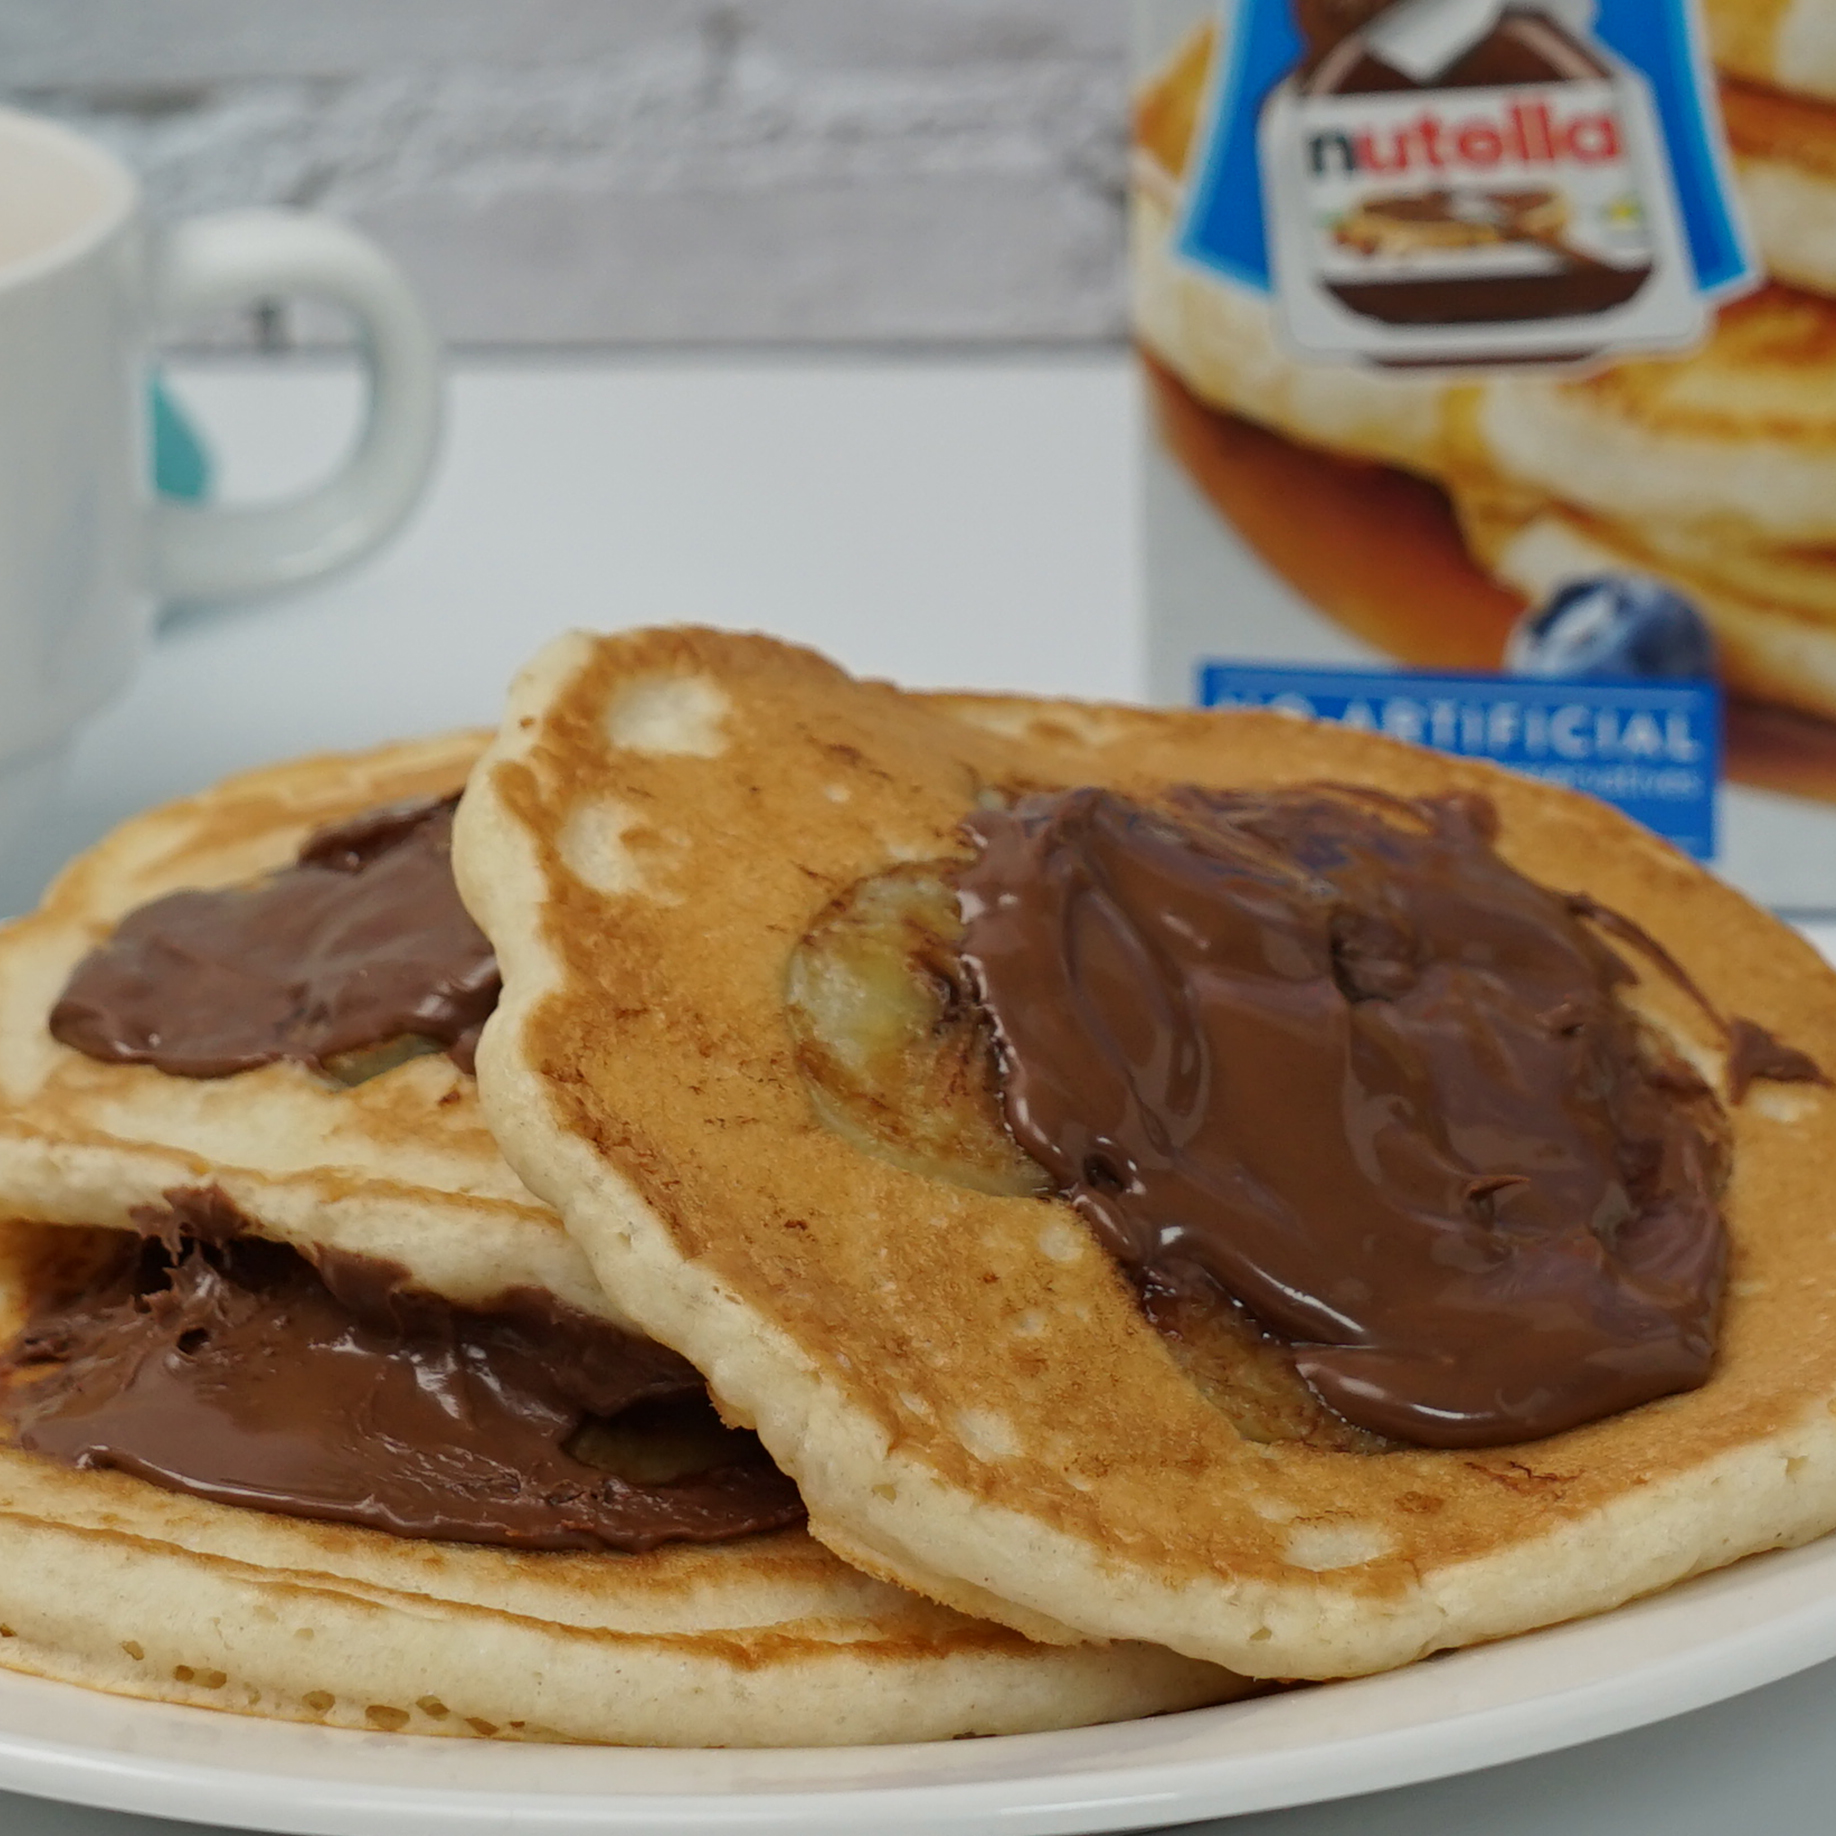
[1179, 0, 1754, 303]
[1196, 663, 1721, 858]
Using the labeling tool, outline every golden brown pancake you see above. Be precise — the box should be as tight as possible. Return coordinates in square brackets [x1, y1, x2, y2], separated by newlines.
[456, 626, 1836, 1682]
[1442, 281, 1836, 726]
[0, 1217, 1235, 1746]
[1721, 76, 1836, 180]
[0, 732, 620, 1324]
[0, 746, 1244, 1741]
[1144, 351, 1528, 674]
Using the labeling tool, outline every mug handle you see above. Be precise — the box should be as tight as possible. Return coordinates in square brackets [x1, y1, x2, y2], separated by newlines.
[149, 209, 442, 603]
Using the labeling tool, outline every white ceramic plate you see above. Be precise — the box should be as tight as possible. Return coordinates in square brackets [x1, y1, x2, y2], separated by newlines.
[3, 1532, 1836, 1836]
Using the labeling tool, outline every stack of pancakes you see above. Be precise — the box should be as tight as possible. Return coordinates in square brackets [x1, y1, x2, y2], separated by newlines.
[7, 625, 1836, 1739]
[0, 729, 1235, 1744]
[1134, 7, 1836, 746]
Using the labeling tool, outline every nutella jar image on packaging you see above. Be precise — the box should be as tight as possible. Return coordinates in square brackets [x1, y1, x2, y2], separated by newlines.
[1258, 0, 1710, 364]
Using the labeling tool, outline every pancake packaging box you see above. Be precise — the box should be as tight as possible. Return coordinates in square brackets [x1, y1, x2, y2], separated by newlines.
[1135, 0, 1836, 910]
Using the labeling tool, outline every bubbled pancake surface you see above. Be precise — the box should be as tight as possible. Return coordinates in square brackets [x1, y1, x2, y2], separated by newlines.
[457, 626, 1836, 1681]
[0, 1220, 1238, 1746]
[0, 733, 617, 1323]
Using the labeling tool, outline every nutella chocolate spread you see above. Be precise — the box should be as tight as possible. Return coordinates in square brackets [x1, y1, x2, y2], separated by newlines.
[1726, 1019, 1828, 1106]
[50, 795, 499, 1080]
[1254, 0, 1709, 364]
[952, 784, 1799, 1449]
[0, 1195, 803, 1551]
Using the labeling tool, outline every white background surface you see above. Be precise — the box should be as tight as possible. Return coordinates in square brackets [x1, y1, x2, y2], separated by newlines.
[5, 358, 1836, 1833]
[0, 355, 1137, 916]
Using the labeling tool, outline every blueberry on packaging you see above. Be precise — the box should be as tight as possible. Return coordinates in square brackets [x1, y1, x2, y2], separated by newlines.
[1508, 577, 1716, 682]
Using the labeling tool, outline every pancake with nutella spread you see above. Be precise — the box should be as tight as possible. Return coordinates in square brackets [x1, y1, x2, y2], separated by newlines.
[0, 1217, 1235, 1744]
[0, 731, 609, 1323]
[456, 626, 1836, 1680]
[0, 742, 1240, 1741]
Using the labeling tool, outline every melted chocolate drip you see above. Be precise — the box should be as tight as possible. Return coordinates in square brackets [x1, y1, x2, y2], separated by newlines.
[0, 1221, 804, 1552]
[49, 796, 500, 1079]
[1726, 1019, 1830, 1105]
[955, 785, 1734, 1450]
[134, 1183, 250, 1247]
[1563, 899, 1828, 1104]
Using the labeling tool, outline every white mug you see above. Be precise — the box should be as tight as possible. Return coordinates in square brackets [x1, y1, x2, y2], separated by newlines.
[0, 106, 442, 859]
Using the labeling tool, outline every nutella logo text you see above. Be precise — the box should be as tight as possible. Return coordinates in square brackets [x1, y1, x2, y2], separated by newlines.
[1264, 73, 1669, 353]
[1243, 18, 1721, 367]
[1308, 94, 1624, 178]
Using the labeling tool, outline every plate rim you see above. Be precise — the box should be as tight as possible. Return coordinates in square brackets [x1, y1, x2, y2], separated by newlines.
[4, 1538, 1836, 1836]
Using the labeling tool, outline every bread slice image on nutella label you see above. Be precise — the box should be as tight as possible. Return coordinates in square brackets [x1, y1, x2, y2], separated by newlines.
[1178, 0, 1754, 366]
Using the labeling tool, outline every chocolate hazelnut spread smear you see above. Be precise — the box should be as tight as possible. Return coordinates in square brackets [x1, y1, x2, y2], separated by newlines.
[0, 1205, 804, 1552]
[954, 785, 1756, 1450]
[1726, 1020, 1829, 1106]
[49, 795, 500, 1079]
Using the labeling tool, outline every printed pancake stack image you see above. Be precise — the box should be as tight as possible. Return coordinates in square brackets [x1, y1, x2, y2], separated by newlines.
[0, 728, 1237, 1744]
[1451, 0, 1836, 731]
[455, 626, 1836, 1681]
[1133, 5, 1836, 771]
